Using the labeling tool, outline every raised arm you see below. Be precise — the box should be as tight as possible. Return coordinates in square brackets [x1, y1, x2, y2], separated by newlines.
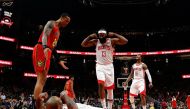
[109, 32, 128, 46]
[36, 92, 48, 109]
[81, 33, 97, 47]
[60, 91, 78, 109]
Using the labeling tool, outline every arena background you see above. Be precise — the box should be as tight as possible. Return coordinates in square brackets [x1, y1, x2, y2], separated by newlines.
[0, 0, 190, 108]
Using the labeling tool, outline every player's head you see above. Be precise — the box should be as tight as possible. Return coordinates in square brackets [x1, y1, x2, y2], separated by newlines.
[123, 62, 128, 73]
[46, 96, 62, 109]
[59, 13, 70, 28]
[70, 75, 74, 81]
[136, 54, 142, 62]
[97, 28, 107, 44]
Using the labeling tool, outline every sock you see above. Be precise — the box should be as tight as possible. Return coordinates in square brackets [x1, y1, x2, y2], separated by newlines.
[131, 103, 135, 109]
[100, 98, 107, 108]
[107, 99, 113, 109]
[107, 89, 113, 109]
[142, 105, 146, 109]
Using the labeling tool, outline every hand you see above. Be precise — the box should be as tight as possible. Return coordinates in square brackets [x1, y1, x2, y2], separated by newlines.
[124, 81, 128, 87]
[43, 48, 51, 59]
[149, 82, 153, 88]
[39, 92, 48, 101]
[59, 61, 69, 70]
[60, 90, 67, 97]
[108, 32, 115, 37]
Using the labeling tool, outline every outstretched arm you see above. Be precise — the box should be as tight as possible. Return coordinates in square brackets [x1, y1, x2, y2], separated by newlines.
[81, 33, 97, 47]
[109, 32, 128, 46]
[60, 91, 78, 109]
[52, 49, 69, 70]
[36, 92, 48, 109]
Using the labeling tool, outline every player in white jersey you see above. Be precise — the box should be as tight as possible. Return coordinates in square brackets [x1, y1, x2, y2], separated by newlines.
[81, 28, 128, 109]
[125, 54, 153, 109]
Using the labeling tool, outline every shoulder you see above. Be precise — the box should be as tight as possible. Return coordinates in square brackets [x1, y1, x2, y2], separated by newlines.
[46, 20, 55, 27]
[142, 62, 147, 66]
[142, 63, 148, 69]
[132, 64, 135, 68]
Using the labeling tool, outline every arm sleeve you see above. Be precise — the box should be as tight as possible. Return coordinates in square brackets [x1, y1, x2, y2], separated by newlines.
[145, 69, 152, 83]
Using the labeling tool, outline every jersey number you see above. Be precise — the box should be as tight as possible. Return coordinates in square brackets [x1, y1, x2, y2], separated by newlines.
[102, 51, 106, 57]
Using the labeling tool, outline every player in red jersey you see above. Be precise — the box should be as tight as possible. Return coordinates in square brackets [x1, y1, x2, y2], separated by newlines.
[64, 76, 76, 100]
[186, 95, 190, 109]
[32, 13, 70, 103]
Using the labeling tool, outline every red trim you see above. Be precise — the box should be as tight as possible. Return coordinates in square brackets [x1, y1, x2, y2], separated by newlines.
[140, 89, 146, 96]
[98, 80, 105, 84]
[105, 84, 115, 89]
[129, 93, 138, 97]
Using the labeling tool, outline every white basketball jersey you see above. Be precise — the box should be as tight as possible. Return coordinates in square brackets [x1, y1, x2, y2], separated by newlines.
[95, 38, 114, 64]
[132, 63, 145, 80]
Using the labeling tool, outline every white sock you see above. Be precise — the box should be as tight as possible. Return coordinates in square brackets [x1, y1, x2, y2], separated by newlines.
[100, 98, 107, 108]
[108, 100, 113, 109]
[131, 103, 135, 109]
[142, 105, 146, 109]
[107, 89, 113, 109]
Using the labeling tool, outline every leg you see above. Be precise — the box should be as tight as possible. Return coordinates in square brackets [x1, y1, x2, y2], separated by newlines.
[140, 94, 146, 109]
[139, 81, 146, 109]
[129, 95, 135, 109]
[98, 83, 107, 109]
[33, 45, 51, 100]
[107, 89, 113, 109]
[105, 63, 115, 109]
[34, 72, 47, 100]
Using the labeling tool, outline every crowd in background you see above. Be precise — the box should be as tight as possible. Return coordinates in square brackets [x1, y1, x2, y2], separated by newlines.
[0, 81, 190, 109]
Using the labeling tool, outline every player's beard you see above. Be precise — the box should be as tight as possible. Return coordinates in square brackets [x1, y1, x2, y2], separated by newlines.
[99, 37, 106, 44]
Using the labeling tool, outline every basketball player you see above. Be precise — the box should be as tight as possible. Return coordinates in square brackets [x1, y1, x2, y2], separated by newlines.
[171, 92, 179, 109]
[32, 13, 70, 102]
[64, 76, 76, 100]
[81, 28, 128, 109]
[186, 95, 190, 109]
[35, 91, 78, 109]
[125, 54, 153, 109]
